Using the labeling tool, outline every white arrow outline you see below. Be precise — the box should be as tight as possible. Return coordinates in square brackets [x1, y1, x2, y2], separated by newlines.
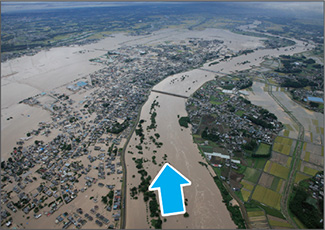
[149, 163, 191, 217]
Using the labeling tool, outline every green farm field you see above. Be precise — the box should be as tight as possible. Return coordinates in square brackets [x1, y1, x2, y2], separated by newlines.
[272, 136, 293, 155]
[241, 189, 251, 202]
[264, 161, 290, 179]
[252, 185, 282, 210]
[269, 219, 293, 228]
[244, 167, 261, 183]
[294, 172, 311, 184]
[255, 143, 271, 156]
[241, 179, 255, 191]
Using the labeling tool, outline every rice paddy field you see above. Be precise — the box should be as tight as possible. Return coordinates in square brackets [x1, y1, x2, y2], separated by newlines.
[258, 172, 274, 188]
[241, 179, 255, 191]
[252, 185, 282, 210]
[294, 141, 324, 185]
[247, 209, 269, 229]
[303, 166, 319, 176]
[264, 160, 290, 180]
[240, 179, 255, 202]
[245, 57, 323, 229]
[300, 142, 324, 166]
[272, 90, 324, 146]
[294, 171, 311, 184]
[268, 215, 294, 229]
[270, 151, 292, 167]
[269, 162, 290, 179]
[272, 136, 294, 156]
[298, 160, 323, 177]
[241, 189, 251, 202]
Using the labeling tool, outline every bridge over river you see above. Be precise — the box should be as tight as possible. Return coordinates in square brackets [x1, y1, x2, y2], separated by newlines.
[151, 89, 189, 99]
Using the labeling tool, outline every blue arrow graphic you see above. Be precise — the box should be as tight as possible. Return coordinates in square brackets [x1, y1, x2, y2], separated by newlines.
[149, 163, 191, 216]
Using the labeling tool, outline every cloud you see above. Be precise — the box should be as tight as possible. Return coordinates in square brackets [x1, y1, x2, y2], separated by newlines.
[1, 1, 323, 15]
[243, 2, 323, 14]
[1, 2, 137, 13]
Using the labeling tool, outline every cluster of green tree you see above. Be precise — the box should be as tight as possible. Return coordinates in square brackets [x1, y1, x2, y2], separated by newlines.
[61, 142, 72, 151]
[135, 120, 145, 143]
[107, 118, 129, 134]
[147, 111, 157, 130]
[138, 169, 147, 178]
[227, 104, 235, 112]
[238, 80, 253, 90]
[135, 145, 143, 150]
[193, 91, 204, 99]
[242, 139, 257, 151]
[130, 186, 137, 198]
[213, 176, 246, 228]
[309, 101, 321, 108]
[138, 175, 151, 195]
[247, 115, 274, 129]
[208, 61, 219, 66]
[107, 190, 114, 206]
[57, 94, 69, 100]
[289, 186, 323, 229]
[146, 80, 157, 86]
[152, 156, 157, 165]
[198, 161, 208, 167]
[240, 96, 251, 104]
[69, 116, 78, 123]
[2, 43, 52, 53]
[276, 57, 302, 73]
[149, 197, 160, 217]
[124, 58, 134, 63]
[102, 195, 109, 205]
[221, 84, 235, 90]
[102, 102, 110, 107]
[135, 158, 143, 169]
[108, 190, 114, 199]
[281, 78, 317, 88]
[150, 100, 159, 113]
[275, 67, 302, 74]
[107, 143, 115, 156]
[178, 116, 190, 128]
[303, 58, 316, 64]
[132, 154, 162, 227]
[260, 108, 277, 120]
[241, 49, 254, 55]
[312, 63, 323, 69]
[201, 127, 219, 142]
[138, 166, 162, 228]
[264, 38, 296, 48]
[151, 218, 162, 229]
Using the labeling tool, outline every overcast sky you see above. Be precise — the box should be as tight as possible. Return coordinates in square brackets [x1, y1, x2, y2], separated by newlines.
[1, 1, 323, 15]
[240, 2, 323, 15]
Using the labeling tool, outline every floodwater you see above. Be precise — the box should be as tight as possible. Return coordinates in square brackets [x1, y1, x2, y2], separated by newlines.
[1, 26, 319, 228]
[125, 92, 236, 229]
[124, 28, 316, 228]
[0, 27, 265, 159]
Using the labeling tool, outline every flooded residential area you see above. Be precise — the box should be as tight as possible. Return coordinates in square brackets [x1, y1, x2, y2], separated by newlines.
[1, 2, 324, 230]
